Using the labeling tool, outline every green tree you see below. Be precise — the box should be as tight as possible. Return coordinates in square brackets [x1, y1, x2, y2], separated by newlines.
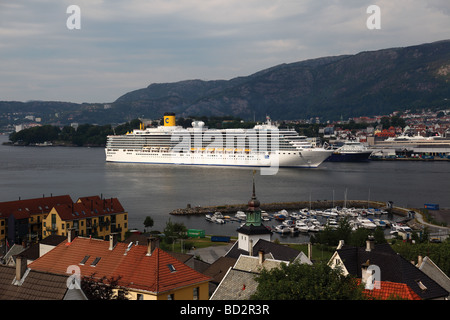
[81, 273, 129, 300]
[143, 216, 154, 233]
[251, 261, 365, 300]
[163, 218, 187, 244]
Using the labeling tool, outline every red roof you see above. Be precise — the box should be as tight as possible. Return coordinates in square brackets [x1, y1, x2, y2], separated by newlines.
[359, 280, 421, 300]
[0, 195, 73, 218]
[28, 237, 210, 294]
[54, 196, 125, 221]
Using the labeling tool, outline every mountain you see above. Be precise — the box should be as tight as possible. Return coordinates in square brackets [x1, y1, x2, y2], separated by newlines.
[2, 40, 450, 127]
[113, 40, 450, 122]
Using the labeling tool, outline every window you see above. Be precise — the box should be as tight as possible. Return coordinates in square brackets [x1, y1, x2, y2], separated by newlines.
[91, 257, 101, 267]
[80, 255, 90, 265]
[193, 287, 199, 300]
[137, 294, 143, 300]
[168, 264, 176, 272]
[167, 294, 174, 300]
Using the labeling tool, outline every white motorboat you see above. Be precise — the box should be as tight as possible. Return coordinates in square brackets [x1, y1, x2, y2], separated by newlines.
[235, 211, 246, 220]
[274, 224, 291, 234]
[295, 220, 310, 233]
[391, 222, 412, 232]
[213, 212, 224, 219]
[322, 208, 339, 217]
[357, 217, 377, 230]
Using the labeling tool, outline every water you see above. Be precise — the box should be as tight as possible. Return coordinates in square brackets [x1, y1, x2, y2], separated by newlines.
[1, 135, 449, 241]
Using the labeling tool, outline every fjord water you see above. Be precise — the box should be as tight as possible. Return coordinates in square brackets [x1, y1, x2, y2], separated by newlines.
[1, 135, 449, 238]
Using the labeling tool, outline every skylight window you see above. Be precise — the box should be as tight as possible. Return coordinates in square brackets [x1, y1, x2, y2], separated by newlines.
[416, 280, 427, 291]
[168, 264, 176, 272]
[91, 257, 101, 267]
[79, 255, 90, 265]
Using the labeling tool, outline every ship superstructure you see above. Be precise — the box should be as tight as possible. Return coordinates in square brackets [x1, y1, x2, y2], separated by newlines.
[105, 113, 332, 170]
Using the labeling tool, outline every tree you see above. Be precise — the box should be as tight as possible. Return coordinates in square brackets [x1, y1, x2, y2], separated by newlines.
[143, 216, 154, 232]
[163, 218, 187, 244]
[251, 261, 365, 300]
[81, 273, 129, 300]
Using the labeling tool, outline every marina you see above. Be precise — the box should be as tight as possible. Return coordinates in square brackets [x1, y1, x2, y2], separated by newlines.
[174, 199, 421, 242]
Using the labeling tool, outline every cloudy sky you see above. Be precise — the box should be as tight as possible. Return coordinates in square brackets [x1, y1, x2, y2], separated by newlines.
[1, 0, 449, 103]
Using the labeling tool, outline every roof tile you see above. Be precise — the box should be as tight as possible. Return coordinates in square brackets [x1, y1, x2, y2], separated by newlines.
[28, 237, 210, 294]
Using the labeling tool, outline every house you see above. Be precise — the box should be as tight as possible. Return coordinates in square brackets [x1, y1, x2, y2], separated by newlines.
[202, 256, 238, 296]
[328, 237, 449, 300]
[42, 196, 128, 241]
[13, 234, 67, 265]
[210, 250, 288, 300]
[226, 238, 311, 264]
[28, 233, 211, 300]
[0, 254, 86, 300]
[0, 195, 73, 245]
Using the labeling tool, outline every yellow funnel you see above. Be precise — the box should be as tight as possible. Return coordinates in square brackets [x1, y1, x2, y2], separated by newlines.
[164, 112, 176, 126]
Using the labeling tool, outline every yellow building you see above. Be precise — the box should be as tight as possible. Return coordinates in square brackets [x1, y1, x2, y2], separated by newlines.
[42, 196, 128, 241]
[0, 195, 73, 245]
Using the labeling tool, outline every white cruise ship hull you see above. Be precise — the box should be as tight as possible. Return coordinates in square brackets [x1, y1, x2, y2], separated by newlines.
[105, 149, 332, 168]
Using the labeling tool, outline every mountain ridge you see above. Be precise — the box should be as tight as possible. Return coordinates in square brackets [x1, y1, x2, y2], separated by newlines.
[2, 40, 450, 126]
[113, 40, 450, 121]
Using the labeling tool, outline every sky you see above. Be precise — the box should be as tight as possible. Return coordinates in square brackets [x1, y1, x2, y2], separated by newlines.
[1, 0, 450, 103]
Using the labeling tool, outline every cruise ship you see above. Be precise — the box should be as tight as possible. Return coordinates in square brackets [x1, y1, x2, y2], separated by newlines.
[105, 113, 333, 170]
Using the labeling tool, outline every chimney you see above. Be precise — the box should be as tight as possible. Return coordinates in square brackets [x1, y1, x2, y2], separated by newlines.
[361, 259, 371, 285]
[258, 250, 265, 265]
[109, 233, 118, 250]
[67, 228, 75, 243]
[15, 255, 28, 283]
[365, 236, 375, 252]
[146, 237, 158, 256]
[417, 255, 423, 267]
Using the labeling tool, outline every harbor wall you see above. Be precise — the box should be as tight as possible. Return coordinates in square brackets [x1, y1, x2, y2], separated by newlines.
[169, 200, 411, 217]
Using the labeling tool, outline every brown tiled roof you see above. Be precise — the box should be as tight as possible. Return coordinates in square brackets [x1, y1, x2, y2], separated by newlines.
[53, 196, 125, 221]
[0, 195, 73, 219]
[359, 279, 422, 300]
[0, 265, 68, 300]
[28, 237, 211, 294]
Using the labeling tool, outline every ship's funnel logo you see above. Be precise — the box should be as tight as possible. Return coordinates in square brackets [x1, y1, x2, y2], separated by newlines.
[163, 112, 176, 127]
